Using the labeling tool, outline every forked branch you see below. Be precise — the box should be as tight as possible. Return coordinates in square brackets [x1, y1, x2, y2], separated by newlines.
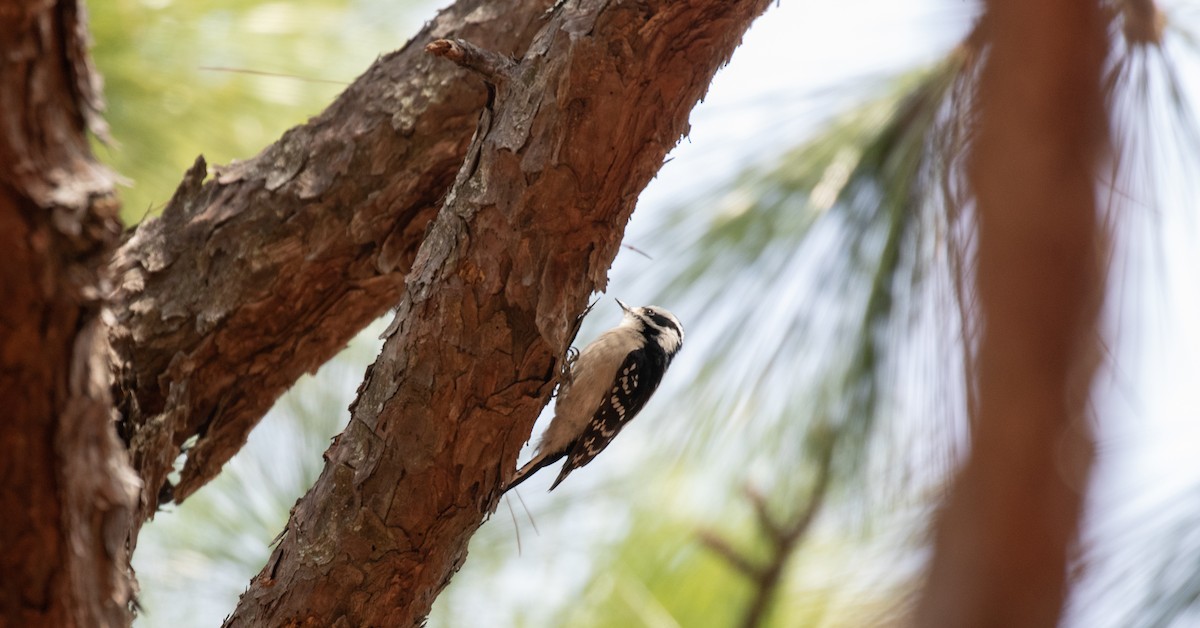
[701, 433, 836, 628]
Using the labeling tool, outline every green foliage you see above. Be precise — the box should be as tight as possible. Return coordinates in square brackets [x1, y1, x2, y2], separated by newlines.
[89, 0, 428, 223]
[639, 55, 977, 510]
[556, 478, 909, 628]
[563, 512, 756, 628]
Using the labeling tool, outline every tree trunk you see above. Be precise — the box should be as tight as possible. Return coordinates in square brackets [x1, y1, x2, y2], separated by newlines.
[222, 0, 770, 624]
[915, 1, 1109, 626]
[0, 1, 138, 625]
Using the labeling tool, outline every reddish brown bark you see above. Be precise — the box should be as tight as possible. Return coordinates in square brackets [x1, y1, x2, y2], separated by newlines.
[109, 0, 557, 529]
[222, 1, 771, 624]
[0, 1, 138, 625]
[916, 1, 1110, 626]
[5, 0, 769, 622]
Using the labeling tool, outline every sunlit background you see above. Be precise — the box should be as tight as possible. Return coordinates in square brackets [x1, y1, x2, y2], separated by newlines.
[92, 0, 1200, 625]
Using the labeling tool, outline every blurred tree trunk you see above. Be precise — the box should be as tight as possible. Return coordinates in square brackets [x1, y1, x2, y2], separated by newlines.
[916, 1, 1110, 626]
[1, 0, 770, 625]
[0, 1, 138, 625]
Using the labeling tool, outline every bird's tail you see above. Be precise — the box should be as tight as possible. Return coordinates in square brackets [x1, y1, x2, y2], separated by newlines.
[504, 450, 566, 493]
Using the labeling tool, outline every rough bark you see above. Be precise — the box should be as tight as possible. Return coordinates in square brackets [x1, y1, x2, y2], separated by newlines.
[0, 1, 139, 625]
[108, 0, 556, 529]
[915, 1, 1109, 626]
[222, 0, 771, 625]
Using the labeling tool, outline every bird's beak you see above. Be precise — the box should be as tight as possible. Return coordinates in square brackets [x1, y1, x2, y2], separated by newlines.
[615, 298, 631, 313]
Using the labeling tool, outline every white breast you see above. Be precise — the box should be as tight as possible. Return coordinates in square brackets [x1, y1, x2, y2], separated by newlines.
[535, 327, 642, 456]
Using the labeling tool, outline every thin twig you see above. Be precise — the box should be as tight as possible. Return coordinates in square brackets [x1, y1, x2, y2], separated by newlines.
[425, 38, 517, 84]
[744, 486, 787, 547]
[621, 243, 654, 259]
[197, 66, 350, 85]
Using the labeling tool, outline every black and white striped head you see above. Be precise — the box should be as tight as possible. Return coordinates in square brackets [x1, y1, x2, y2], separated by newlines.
[616, 299, 684, 356]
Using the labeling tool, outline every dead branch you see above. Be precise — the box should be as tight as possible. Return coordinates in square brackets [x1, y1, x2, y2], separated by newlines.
[700, 435, 836, 628]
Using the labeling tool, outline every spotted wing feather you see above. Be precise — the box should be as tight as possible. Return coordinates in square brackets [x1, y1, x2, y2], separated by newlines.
[549, 345, 668, 489]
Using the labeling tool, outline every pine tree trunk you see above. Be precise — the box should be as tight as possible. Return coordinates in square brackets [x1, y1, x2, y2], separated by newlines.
[0, 1, 138, 625]
[916, 1, 1110, 625]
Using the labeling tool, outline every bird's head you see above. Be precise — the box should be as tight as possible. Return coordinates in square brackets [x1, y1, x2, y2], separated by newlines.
[616, 299, 684, 356]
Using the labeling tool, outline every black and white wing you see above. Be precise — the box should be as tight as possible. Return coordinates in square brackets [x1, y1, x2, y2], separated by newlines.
[548, 345, 669, 489]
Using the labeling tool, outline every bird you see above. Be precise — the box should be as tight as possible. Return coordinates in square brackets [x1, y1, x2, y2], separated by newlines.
[506, 299, 684, 491]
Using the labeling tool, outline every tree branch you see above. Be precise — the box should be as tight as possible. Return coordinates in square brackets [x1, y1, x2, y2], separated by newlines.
[109, 0, 558, 533]
[222, 0, 771, 624]
[701, 435, 836, 628]
[698, 529, 765, 580]
[1120, 0, 1163, 46]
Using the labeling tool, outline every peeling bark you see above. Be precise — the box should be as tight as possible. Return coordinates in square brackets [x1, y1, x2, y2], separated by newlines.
[222, 0, 771, 624]
[0, 1, 138, 625]
[109, 0, 556, 529]
[915, 1, 1109, 626]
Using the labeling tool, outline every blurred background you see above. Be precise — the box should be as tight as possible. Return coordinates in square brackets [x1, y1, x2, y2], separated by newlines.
[92, 0, 1200, 625]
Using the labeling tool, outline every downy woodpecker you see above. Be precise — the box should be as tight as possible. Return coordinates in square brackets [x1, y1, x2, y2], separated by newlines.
[507, 300, 684, 491]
